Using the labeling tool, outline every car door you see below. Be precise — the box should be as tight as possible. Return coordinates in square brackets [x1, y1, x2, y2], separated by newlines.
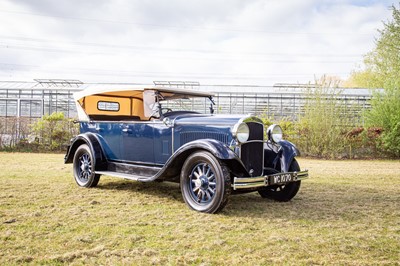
[121, 121, 155, 164]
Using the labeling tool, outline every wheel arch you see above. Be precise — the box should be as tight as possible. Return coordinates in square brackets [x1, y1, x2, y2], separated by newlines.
[159, 139, 248, 181]
[64, 133, 107, 171]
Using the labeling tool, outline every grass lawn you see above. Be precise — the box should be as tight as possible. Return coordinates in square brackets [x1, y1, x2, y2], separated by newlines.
[0, 153, 399, 265]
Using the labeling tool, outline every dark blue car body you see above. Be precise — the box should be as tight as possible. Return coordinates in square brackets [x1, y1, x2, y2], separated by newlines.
[79, 114, 240, 165]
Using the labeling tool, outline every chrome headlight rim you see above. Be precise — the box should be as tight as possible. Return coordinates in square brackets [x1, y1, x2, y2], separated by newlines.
[267, 124, 283, 143]
[232, 122, 250, 143]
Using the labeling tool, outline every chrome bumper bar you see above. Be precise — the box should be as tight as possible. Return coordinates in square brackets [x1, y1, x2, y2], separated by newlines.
[232, 170, 309, 190]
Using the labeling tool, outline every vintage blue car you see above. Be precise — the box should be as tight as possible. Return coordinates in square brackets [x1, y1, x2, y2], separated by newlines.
[64, 86, 308, 213]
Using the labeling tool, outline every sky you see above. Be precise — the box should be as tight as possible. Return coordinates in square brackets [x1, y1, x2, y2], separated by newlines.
[0, 0, 396, 86]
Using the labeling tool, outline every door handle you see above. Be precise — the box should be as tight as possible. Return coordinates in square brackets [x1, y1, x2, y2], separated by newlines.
[122, 128, 132, 133]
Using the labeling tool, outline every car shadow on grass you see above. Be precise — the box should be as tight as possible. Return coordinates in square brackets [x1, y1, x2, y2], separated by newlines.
[95, 179, 395, 221]
[97, 179, 183, 201]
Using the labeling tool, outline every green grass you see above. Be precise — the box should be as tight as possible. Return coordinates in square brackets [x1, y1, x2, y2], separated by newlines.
[1, 153, 399, 265]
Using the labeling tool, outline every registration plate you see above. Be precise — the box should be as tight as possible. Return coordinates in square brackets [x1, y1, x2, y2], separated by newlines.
[268, 172, 298, 186]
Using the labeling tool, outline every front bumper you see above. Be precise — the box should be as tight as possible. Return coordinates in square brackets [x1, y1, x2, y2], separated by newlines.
[232, 170, 309, 190]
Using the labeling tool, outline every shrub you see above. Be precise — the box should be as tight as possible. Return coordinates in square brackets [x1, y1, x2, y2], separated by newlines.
[364, 88, 400, 157]
[259, 115, 296, 142]
[31, 112, 78, 152]
[295, 85, 350, 158]
[343, 126, 386, 159]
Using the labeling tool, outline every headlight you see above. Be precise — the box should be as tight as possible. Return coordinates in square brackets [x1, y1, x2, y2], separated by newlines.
[267, 124, 283, 143]
[232, 122, 249, 143]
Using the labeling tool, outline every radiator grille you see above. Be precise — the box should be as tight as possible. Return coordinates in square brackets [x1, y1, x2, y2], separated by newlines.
[180, 131, 229, 145]
[240, 122, 264, 176]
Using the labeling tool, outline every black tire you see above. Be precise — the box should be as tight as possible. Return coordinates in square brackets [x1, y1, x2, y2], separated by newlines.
[180, 151, 231, 213]
[258, 159, 301, 202]
[73, 144, 100, 188]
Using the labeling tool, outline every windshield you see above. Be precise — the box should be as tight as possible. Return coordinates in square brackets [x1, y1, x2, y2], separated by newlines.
[161, 96, 213, 114]
[143, 89, 214, 118]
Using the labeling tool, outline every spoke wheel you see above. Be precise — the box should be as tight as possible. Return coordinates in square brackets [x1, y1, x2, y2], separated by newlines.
[189, 162, 217, 204]
[73, 144, 100, 188]
[258, 159, 301, 202]
[181, 151, 231, 213]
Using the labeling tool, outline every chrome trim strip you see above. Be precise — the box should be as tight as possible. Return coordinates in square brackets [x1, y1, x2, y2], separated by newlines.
[96, 171, 144, 181]
[108, 159, 163, 167]
[85, 120, 166, 124]
[232, 170, 309, 190]
[175, 121, 239, 126]
[172, 126, 175, 153]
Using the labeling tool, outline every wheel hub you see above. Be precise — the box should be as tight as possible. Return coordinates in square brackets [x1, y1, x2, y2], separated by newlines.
[200, 176, 209, 190]
[78, 154, 92, 180]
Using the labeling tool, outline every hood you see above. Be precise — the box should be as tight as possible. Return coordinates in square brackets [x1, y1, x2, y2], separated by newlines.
[171, 113, 252, 126]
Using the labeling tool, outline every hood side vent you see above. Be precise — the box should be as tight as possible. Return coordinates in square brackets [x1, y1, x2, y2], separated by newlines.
[180, 131, 229, 145]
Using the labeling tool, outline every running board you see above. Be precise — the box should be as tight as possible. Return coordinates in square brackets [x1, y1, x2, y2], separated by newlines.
[96, 171, 155, 182]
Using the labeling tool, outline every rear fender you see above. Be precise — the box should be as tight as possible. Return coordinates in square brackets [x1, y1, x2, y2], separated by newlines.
[64, 133, 107, 171]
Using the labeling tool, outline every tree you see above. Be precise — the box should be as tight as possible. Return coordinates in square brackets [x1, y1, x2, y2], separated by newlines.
[349, 4, 400, 157]
[349, 4, 400, 88]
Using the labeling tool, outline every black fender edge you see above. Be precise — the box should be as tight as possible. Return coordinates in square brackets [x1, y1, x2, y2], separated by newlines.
[278, 140, 300, 172]
[158, 139, 248, 180]
[64, 133, 107, 171]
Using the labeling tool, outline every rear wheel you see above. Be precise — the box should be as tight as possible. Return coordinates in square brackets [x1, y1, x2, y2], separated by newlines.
[180, 151, 231, 213]
[73, 144, 100, 188]
[258, 159, 301, 202]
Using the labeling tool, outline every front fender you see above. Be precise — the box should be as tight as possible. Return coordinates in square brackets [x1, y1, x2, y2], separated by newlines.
[264, 140, 299, 172]
[278, 140, 300, 172]
[158, 138, 248, 180]
[177, 138, 238, 160]
[64, 133, 107, 171]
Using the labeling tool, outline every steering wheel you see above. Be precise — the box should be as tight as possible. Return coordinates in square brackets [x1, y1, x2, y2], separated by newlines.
[161, 108, 173, 113]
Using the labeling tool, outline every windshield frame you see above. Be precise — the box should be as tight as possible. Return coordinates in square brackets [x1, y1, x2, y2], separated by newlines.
[155, 90, 215, 118]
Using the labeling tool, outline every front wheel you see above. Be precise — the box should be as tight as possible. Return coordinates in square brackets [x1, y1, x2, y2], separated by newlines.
[180, 151, 231, 213]
[73, 144, 100, 188]
[258, 159, 301, 202]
